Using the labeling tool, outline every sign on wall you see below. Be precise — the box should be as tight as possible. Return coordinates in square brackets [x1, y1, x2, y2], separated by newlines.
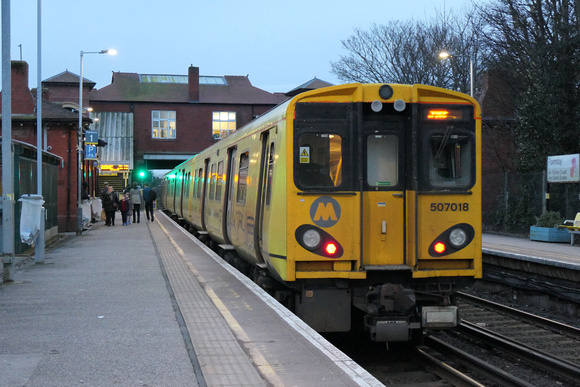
[85, 145, 97, 160]
[547, 154, 580, 183]
[85, 130, 99, 145]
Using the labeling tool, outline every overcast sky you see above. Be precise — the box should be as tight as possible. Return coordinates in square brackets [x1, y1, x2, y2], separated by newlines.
[4, 0, 472, 94]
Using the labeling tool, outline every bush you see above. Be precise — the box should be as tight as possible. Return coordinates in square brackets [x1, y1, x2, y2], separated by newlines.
[534, 211, 564, 228]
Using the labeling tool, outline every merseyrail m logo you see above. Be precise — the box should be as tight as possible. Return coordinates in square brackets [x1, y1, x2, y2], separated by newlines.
[310, 196, 341, 228]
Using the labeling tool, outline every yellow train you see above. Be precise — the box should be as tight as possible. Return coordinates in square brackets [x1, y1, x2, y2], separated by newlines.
[161, 83, 482, 343]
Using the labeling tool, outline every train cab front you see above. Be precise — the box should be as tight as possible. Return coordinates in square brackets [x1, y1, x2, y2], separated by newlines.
[288, 83, 481, 343]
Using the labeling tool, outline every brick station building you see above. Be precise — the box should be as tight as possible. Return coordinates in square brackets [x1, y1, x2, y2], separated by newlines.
[2, 61, 302, 233]
[87, 66, 289, 188]
[1, 61, 94, 232]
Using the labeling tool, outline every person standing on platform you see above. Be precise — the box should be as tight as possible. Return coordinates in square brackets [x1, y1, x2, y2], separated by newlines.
[143, 183, 156, 222]
[102, 185, 118, 226]
[126, 194, 133, 225]
[101, 181, 109, 196]
[81, 181, 90, 200]
[129, 182, 142, 223]
[119, 193, 132, 226]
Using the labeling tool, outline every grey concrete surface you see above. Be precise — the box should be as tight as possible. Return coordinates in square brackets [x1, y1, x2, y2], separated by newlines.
[0, 213, 198, 386]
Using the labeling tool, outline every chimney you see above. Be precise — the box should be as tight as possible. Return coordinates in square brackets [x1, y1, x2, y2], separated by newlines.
[42, 87, 51, 101]
[6, 61, 35, 114]
[188, 66, 199, 102]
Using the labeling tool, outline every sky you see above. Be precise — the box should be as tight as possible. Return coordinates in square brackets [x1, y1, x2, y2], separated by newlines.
[3, 0, 472, 94]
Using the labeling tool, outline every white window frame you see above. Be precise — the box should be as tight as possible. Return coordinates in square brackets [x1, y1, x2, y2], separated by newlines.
[212, 111, 236, 139]
[152, 110, 176, 139]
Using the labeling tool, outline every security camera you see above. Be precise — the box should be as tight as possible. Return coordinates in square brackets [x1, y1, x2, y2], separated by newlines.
[47, 146, 52, 151]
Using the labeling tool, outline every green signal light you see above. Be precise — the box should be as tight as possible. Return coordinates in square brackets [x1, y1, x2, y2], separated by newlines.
[139, 171, 145, 177]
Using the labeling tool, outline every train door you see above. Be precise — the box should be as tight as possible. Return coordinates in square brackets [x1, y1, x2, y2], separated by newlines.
[171, 171, 178, 214]
[254, 130, 272, 263]
[200, 159, 209, 230]
[179, 169, 185, 217]
[223, 147, 237, 244]
[361, 117, 406, 266]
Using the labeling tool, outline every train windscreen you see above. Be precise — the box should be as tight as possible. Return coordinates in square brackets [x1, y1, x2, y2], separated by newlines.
[296, 133, 343, 188]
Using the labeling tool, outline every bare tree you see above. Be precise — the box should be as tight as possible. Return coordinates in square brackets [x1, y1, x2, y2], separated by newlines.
[330, 7, 485, 95]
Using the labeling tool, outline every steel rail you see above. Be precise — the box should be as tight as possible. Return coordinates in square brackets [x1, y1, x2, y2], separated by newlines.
[423, 336, 534, 387]
[414, 346, 485, 387]
[458, 320, 580, 383]
[457, 292, 580, 336]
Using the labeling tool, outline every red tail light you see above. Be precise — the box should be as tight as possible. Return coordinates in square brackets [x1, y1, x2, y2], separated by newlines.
[433, 242, 446, 254]
[325, 242, 338, 256]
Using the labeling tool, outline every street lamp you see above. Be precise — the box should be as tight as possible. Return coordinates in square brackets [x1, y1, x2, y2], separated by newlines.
[439, 51, 473, 97]
[77, 49, 117, 235]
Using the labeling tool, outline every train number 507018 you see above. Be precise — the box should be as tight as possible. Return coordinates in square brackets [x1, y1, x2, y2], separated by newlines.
[430, 203, 469, 212]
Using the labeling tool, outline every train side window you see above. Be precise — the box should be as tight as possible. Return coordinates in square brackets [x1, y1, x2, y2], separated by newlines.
[209, 163, 216, 200]
[189, 172, 192, 194]
[367, 134, 398, 187]
[265, 143, 274, 207]
[196, 168, 203, 199]
[237, 152, 249, 205]
[297, 133, 342, 188]
[184, 172, 187, 195]
[187, 172, 192, 195]
[216, 161, 224, 201]
[428, 131, 473, 188]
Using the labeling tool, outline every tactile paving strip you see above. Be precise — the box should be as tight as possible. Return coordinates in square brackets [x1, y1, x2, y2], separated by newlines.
[149, 220, 266, 386]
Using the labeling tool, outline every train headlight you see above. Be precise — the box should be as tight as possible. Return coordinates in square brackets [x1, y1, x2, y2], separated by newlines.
[449, 228, 467, 248]
[379, 84, 393, 99]
[303, 229, 322, 250]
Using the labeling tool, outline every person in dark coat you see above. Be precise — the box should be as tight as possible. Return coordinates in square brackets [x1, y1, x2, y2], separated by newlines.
[81, 181, 90, 200]
[101, 182, 109, 196]
[101, 185, 119, 226]
[120, 192, 133, 226]
[143, 183, 156, 222]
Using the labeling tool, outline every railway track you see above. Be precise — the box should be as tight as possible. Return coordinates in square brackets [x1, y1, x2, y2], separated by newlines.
[424, 291, 580, 386]
[420, 336, 534, 386]
[327, 333, 485, 386]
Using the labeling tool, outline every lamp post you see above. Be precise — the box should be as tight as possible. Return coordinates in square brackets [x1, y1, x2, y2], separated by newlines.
[439, 51, 473, 97]
[77, 49, 116, 235]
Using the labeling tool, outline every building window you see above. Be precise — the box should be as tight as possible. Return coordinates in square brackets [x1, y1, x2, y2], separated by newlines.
[152, 110, 176, 139]
[212, 111, 236, 139]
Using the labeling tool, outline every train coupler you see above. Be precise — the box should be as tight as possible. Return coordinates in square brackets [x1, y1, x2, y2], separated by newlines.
[365, 316, 420, 342]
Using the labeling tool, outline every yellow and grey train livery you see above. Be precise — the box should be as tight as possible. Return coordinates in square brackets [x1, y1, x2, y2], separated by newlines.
[161, 83, 482, 343]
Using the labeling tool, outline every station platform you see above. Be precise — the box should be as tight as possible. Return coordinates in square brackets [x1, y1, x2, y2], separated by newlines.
[482, 233, 580, 270]
[0, 211, 380, 387]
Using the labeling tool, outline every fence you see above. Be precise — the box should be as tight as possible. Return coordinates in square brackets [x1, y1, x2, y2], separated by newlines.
[482, 172, 580, 235]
